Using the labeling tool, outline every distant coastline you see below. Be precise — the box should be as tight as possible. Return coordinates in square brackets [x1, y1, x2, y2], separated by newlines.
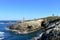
[0, 20, 17, 24]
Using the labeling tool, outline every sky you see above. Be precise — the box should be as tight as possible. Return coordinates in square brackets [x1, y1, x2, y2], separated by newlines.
[0, 0, 60, 20]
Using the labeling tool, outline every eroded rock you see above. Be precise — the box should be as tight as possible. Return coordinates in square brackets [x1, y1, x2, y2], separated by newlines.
[7, 16, 60, 35]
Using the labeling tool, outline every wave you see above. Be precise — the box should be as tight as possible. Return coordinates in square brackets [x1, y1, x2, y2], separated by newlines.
[0, 32, 5, 40]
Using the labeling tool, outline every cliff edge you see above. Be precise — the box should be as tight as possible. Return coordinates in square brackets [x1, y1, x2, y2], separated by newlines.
[7, 16, 60, 34]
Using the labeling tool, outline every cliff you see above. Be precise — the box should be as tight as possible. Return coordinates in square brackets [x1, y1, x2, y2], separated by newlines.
[31, 16, 60, 40]
[7, 16, 60, 35]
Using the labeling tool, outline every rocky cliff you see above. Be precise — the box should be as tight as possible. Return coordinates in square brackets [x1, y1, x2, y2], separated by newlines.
[31, 16, 60, 40]
[7, 16, 60, 35]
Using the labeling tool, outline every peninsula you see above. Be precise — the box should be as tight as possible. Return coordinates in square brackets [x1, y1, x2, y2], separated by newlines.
[6, 16, 60, 35]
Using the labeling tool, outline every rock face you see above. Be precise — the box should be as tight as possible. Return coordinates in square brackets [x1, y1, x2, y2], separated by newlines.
[32, 26, 60, 40]
[7, 19, 44, 34]
[7, 16, 60, 35]
[31, 16, 60, 40]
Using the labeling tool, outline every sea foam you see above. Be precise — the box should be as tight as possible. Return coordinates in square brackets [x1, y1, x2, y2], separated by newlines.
[0, 32, 5, 40]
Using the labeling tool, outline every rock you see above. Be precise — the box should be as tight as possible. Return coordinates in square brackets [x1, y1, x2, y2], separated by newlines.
[31, 16, 60, 40]
[6, 16, 60, 34]
[7, 19, 44, 34]
[31, 24, 60, 40]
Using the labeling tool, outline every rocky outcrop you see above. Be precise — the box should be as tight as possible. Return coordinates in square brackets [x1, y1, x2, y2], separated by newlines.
[31, 26, 60, 40]
[31, 16, 60, 40]
[7, 19, 44, 34]
[7, 16, 60, 35]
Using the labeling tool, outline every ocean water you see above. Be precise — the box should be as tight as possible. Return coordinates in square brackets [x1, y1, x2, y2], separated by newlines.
[0, 22, 40, 40]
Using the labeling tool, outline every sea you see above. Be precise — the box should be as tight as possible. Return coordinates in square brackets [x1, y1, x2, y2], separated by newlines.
[0, 21, 40, 40]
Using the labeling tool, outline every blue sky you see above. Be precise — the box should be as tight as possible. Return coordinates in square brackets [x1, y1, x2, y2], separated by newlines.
[0, 0, 60, 20]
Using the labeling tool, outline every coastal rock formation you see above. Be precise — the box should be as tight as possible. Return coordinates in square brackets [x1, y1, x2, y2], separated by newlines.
[31, 26, 60, 40]
[7, 16, 60, 35]
[7, 19, 44, 34]
[31, 16, 60, 40]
